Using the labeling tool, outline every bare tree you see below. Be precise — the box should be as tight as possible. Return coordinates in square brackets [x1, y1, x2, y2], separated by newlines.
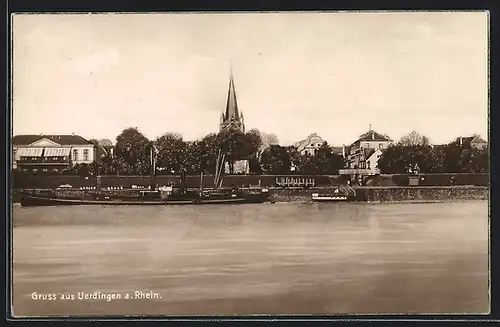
[98, 139, 113, 147]
[399, 130, 430, 146]
[259, 132, 279, 152]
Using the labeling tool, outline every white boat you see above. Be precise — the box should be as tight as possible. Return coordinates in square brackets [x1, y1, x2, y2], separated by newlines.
[311, 185, 355, 202]
[311, 192, 348, 202]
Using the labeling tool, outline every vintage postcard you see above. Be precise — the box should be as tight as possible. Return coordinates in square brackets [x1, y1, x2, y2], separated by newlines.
[11, 11, 489, 317]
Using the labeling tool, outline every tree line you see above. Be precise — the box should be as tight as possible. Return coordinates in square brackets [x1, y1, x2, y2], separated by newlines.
[63, 127, 345, 176]
[377, 139, 489, 174]
[63, 129, 488, 176]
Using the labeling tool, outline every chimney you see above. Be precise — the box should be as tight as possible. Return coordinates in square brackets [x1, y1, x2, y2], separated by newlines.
[459, 137, 463, 146]
[372, 132, 375, 140]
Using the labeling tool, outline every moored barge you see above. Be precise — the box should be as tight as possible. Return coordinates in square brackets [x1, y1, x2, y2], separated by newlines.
[20, 187, 269, 207]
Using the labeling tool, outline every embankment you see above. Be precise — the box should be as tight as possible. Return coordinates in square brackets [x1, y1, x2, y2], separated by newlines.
[351, 186, 489, 203]
[13, 186, 486, 204]
[268, 186, 488, 203]
[11, 173, 489, 190]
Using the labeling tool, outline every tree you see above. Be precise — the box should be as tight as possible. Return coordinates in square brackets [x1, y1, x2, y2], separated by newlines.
[154, 133, 187, 174]
[434, 141, 489, 173]
[284, 146, 301, 173]
[296, 153, 315, 174]
[260, 145, 291, 174]
[399, 130, 430, 146]
[259, 131, 279, 152]
[293, 142, 345, 175]
[477, 146, 490, 173]
[114, 127, 151, 175]
[246, 129, 263, 157]
[378, 144, 438, 174]
[98, 139, 113, 147]
[198, 133, 220, 174]
[216, 128, 261, 174]
[248, 157, 263, 174]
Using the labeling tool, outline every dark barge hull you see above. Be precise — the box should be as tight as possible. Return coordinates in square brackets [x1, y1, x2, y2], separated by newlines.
[20, 194, 268, 207]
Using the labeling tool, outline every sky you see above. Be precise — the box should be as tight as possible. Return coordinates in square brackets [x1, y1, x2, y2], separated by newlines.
[12, 12, 489, 146]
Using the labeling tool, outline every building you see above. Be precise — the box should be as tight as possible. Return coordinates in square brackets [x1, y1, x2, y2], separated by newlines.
[219, 68, 245, 133]
[364, 148, 384, 172]
[456, 134, 488, 150]
[294, 133, 347, 158]
[345, 128, 392, 171]
[224, 160, 249, 175]
[12, 134, 96, 173]
[295, 133, 325, 156]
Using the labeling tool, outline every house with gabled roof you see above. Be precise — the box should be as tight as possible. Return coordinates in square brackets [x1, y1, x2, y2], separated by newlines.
[456, 134, 488, 150]
[294, 133, 325, 156]
[345, 127, 392, 171]
[12, 134, 96, 173]
[294, 133, 347, 157]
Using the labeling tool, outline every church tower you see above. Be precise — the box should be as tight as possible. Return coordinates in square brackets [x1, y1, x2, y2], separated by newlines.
[219, 68, 245, 133]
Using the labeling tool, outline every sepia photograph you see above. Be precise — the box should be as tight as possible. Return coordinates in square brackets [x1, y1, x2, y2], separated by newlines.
[11, 11, 489, 317]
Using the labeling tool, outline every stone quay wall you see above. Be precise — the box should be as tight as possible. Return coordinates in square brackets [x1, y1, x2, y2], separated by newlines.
[350, 186, 489, 203]
[12, 186, 488, 204]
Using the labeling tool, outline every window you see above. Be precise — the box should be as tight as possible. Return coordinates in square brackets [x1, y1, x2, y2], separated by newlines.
[379, 143, 384, 149]
[83, 149, 89, 161]
[73, 149, 78, 161]
[367, 161, 371, 169]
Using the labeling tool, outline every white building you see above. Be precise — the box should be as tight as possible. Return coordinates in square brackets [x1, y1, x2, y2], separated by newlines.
[345, 128, 392, 170]
[12, 134, 96, 172]
[294, 133, 325, 156]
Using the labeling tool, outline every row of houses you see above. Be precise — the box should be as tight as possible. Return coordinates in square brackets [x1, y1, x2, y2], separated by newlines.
[294, 128, 488, 176]
[12, 129, 487, 175]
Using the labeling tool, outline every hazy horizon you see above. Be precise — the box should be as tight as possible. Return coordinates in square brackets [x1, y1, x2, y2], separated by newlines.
[12, 12, 489, 146]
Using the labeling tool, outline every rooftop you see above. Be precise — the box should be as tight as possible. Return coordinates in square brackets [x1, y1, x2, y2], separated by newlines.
[355, 129, 392, 143]
[13, 134, 93, 146]
[294, 133, 324, 151]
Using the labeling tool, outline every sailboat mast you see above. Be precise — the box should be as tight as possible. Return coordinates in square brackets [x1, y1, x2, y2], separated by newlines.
[217, 153, 226, 189]
[214, 148, 221, 188]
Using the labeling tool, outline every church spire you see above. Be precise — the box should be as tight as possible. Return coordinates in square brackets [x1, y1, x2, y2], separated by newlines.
[224, 68, 239, 121]
[220, 65, 245, 132]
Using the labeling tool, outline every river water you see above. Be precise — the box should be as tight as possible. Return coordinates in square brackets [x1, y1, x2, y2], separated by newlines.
[12, 201, 489, 316]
